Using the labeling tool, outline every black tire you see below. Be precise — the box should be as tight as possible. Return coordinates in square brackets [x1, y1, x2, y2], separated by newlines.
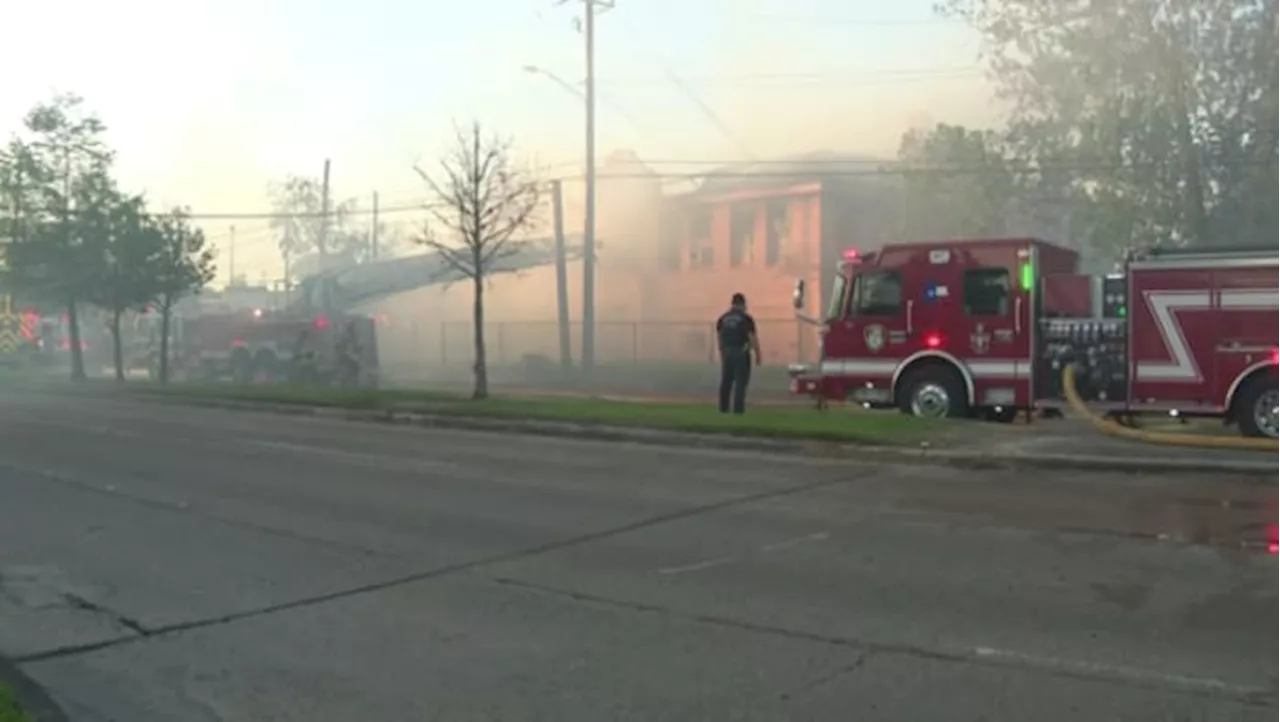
[898, 365, 970, 419]
[1236, 374, 1278, 439]
[230, 348, 254, 384]
[252, 350, 279, 383]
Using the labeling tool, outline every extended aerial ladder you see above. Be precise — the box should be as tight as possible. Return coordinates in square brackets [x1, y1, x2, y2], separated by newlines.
[288, 236, 587, 316]
[139, 235, 588, 384]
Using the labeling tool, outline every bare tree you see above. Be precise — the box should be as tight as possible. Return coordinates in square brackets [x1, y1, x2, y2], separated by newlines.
[267, 175, 359, 282]
[414, 121, 541, 400]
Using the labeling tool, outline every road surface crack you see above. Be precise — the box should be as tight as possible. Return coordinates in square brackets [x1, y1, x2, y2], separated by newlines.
[10, 469, 862, 665]
[61, 593, 149, 637]
[488, 577, 1276, 708]
[777, 655, 868, 701]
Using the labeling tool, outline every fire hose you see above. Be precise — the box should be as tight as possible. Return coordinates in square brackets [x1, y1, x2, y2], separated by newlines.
[1061, 364, 1279, 452]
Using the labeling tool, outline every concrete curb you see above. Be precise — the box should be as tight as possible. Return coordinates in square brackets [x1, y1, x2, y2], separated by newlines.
[0, 656, 68, 722]
[116, 392, 1279, 478]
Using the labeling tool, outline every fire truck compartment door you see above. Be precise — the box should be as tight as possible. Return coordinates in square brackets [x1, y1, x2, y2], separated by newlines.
[949, 250, 1036, 406]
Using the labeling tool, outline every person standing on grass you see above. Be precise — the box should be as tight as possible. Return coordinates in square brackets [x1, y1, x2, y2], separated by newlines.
[716, 292, 761, 414]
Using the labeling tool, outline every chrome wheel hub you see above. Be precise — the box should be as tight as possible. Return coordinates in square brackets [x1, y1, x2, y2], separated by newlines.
[1253, 389, 1278, 439]
[911, 383, 951, 418]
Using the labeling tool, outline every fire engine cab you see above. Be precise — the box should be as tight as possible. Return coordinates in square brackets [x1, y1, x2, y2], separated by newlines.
[787, 238, 1279, 439]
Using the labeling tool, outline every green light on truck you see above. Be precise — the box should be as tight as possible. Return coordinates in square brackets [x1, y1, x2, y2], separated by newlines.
[1019, 262, 1034, 292]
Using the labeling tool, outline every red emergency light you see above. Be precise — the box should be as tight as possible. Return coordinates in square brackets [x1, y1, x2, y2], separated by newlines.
[923, 332, 944, 349]
[313, 314, 332, 331]
[841, 248, 860, 263]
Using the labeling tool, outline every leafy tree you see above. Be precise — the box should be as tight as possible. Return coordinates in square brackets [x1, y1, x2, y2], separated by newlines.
[328, 215, 406, 264]
[896, 123, 1022, 240]
[267, 175, 365, 279]
[414, 121, 541, 400]
[940, 0, 1278, 257]
[6, 94, 114, 380]
[150, 209, 216, 383]
[79, 179, 160, 381]
[0, 139, 41, 247]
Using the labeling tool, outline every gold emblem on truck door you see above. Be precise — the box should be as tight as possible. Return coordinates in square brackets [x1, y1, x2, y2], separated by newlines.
[864, 324, 886, 353]
[970, 323, 991, 354]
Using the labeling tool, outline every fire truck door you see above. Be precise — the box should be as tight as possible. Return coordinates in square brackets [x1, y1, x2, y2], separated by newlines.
[955, 249, 1034, 407]
[823, 268, 912, 381]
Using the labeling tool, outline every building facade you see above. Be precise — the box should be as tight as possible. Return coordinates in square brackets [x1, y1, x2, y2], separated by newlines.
[368, 152, 905, 376]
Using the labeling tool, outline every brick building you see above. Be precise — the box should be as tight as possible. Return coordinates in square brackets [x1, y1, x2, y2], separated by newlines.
[632, 152, 903, 364]
[369, 150, 905, 374]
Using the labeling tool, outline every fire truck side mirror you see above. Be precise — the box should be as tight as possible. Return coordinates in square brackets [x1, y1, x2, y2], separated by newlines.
[792, 279, 806, 310]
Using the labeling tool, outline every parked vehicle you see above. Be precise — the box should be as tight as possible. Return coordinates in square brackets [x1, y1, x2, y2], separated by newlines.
[787, 238, 1279, 438]
[131, 308, 380, 387]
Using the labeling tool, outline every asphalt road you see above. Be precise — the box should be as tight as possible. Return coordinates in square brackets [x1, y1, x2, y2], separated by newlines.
[0, 391, 1274, 721]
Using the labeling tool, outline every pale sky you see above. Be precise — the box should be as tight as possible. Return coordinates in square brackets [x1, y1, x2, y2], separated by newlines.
[1, 0, 998, 283]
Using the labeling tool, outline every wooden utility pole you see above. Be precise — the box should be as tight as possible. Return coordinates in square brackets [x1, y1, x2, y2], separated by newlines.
[551, 180, 571, 371]
[371, 191, 380, 261]
[319, 159, 331, 268]
[228, 224, 237, 286]
[580, 0, 602, 373]
[558, 0, 615, 373]
[319, 159, 332, 316]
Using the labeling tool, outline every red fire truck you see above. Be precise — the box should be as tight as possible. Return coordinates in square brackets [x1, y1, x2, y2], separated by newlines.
[132, 308, 379, 385]
[787, 238, 1279, 438]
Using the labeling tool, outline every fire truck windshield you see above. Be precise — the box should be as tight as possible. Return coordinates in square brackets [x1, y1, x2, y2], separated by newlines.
[825, 275, 848, 321]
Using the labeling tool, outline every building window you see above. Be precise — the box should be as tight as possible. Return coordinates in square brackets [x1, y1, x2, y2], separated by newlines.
[729, 203, 754, 267]
[852, 271, 903, 316]
[963, 267, 1010, 316]
[660, 212, 682, 270]
[765, 200, 787, 266]
[688, 207, 711, 242]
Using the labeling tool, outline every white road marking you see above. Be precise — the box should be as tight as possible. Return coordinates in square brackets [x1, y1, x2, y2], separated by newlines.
[657, 557, 735, 575]
[761, 531, 830, 552]
[971, 646, 1264, 696]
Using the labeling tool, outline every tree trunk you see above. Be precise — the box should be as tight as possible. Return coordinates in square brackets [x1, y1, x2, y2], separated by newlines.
[110, 306, 125, 382]
[159, 297, 172, 384]
[1164, 26, 1208, 245]
[66, 297, 86, 381]
[470, 271, 488, 400]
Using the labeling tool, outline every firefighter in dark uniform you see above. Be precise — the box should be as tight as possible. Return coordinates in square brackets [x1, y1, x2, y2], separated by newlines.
[291, 328, 319, 384]
[335, 320, 362, 388]
[715, 292, 761, 414]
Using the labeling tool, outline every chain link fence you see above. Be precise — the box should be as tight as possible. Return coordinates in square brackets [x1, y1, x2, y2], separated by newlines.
[374, 317, 818, 394]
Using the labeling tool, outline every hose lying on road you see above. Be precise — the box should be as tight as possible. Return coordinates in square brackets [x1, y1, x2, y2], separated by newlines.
[1061, 364, 1279, 453]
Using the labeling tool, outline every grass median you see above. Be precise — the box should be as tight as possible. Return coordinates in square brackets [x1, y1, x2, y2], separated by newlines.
[0, 686, 31, 722]
[129, 382, 945, 446]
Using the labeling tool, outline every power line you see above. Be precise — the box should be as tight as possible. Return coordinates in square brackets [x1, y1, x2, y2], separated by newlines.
[558, 158, 1277, 181]
[611, 13, 756, 159]
[727, 14, 963, 26]
[24, 159, 1266, 226]
[175, 201, 442, 221]
[594, 67, 984, 83]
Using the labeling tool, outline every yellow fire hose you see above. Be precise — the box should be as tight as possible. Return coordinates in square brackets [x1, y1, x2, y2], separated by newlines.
[1061, 364, 1279, 453]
